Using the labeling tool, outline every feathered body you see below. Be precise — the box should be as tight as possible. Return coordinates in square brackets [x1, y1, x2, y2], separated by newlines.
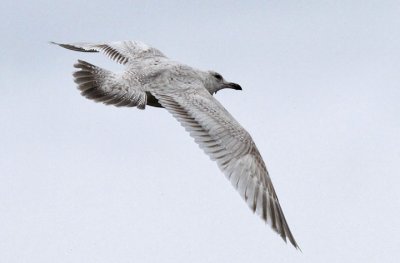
[52, 40, 299, 249]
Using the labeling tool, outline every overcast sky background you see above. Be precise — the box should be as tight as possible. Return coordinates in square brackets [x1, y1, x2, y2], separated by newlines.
[1, 0, 400, 262]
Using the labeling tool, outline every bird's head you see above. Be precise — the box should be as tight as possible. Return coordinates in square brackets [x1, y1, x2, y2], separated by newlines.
[205, 71, 242, 95]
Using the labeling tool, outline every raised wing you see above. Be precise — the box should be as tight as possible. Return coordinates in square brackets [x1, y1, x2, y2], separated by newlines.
[153, 85, 299, 249]
[51, 40, 166, 65]
[73, 60, 147, 109]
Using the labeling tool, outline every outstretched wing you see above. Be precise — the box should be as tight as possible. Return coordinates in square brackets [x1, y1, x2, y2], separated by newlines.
[73, 59, 147, 109]
[153, 84, 299, 249]
[51, 40, 166, 65]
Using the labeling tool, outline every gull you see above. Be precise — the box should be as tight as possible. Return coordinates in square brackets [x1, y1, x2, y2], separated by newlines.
[52, 40, 299, 249]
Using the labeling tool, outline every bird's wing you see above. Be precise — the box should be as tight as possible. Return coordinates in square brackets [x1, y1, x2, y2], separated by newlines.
[72, 60, 147, 109]
[51, 40, 166, 65]
[152, 83, 299, 249]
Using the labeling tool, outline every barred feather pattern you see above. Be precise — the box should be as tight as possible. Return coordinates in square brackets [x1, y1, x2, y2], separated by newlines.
[155, 90, 299, 249]
[73, 60, 147, 109]
[53, 39, 299, 249]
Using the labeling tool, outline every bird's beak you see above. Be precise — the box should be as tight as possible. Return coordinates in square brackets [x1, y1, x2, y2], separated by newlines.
[225, 82, 242, 90]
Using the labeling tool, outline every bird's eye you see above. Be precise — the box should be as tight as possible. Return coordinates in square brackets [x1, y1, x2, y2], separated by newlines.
[213, 73, 223, 81]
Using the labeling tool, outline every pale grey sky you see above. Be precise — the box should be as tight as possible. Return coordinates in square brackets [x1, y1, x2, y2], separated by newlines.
[1, 0, 400, 262]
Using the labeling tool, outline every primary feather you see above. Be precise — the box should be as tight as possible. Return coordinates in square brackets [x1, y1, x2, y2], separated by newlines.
[52, 40, 300, 249]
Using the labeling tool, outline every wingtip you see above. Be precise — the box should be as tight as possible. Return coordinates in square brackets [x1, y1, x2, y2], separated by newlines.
[279, 229, 301, 251]
[288, 236, 301, 252]
[286, 231, 301, 251]
[293, 242, 302, 252]
[49, 42, 70, 49]
[297, 246, 302, 253]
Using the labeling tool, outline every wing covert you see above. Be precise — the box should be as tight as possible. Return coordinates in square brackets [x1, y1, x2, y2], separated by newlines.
[153, 85, 299, 248]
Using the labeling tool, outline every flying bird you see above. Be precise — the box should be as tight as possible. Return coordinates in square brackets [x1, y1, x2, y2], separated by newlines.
[52, 40, 299, 249]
